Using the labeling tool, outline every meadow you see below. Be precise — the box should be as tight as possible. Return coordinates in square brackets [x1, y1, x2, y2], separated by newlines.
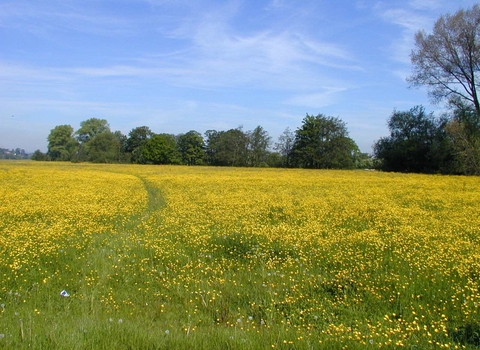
[0, 161, 479, 349]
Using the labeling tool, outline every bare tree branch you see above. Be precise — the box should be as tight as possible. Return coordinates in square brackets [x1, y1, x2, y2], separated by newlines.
[408, 5, 480, 114]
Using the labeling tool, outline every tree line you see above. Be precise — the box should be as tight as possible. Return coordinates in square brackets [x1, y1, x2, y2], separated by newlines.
[32, 4, 480, 175]
[32, 114, 372, 169]
[0, 148, 29, 160]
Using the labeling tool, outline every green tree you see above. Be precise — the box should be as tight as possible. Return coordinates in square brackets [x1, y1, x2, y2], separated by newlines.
[74, 118, 111, 161]
[247, 126, 271, 167]
[292, 114, 358, 169]
[353, 152, 374, 169]
[47, 125, 78, 161]
[204, 128, 249, 166]
[76, 118, 110, 144]
[31, 150, 48, 161]
[86, 131, 122, 163]
[114, 130, 128, 162]
[126, 126, 154, 163]
[373, 106, 454, 173]
[204, 130, 221, 165]
[274, 127, 295, 167]
[142, 134, 180, 165]
[177, 130, 205, 165]
[225, 127, 249, 167]
[445, 103, 480, 175]
[0, 148, 29, 160]
[409, 4, 480, 114]
[265, 151, 283, 167]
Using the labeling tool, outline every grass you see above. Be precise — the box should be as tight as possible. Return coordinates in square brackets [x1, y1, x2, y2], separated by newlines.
[0, 161, 479, 349]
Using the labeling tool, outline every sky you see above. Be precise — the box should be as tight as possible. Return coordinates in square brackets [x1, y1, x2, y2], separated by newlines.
[0, 0, 478, 153]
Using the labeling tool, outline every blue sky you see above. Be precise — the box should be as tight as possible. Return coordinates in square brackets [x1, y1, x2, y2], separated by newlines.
[0, 0, 477, 153]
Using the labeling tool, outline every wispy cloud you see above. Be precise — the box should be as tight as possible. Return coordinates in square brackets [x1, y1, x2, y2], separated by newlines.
[380, 8, 429, 32]
[0, 1, 136, 36]
[130, 0, 360, 90]
[1, 0, 359, 93]
[0, 62, 60, 81]
[408, 0, 443, 11]
[170, 1, 363, 106]
[374, 0, 477, 67]
[375, 4, 432, 64]
[286, 87, 349, 109]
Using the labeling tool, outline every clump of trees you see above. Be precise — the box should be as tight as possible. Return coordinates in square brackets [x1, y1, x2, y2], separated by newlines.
[374, 4, 480, 175]
[373, 106, 453, 174]
[0, 148, 29, 160]
[37, 114, 371, 169]
[291, 114, 360, 169]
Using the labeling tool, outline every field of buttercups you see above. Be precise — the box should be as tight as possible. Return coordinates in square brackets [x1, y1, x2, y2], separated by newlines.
[0, 161, 479, 349]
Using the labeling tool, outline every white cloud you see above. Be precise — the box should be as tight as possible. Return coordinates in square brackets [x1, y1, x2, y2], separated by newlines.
[1, 0, 361, 92]
[408, 0, 443, 10]
[286, 87, 348, 109]
[0, 1, 136, 36]
[374, 1, 478, 66]
[0, 62, 75, 89]
[162, 22, 359, 90]
[380, 8, 429, 32]
[267, 0, 287, 9]
[374, 3, 434, 65]
[51, 29, 357, 92]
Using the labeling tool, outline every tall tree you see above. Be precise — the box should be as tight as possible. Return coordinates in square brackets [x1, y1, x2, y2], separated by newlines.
[408, 4, 480, 114]
[114, 130, 128, 157]
[31, 150, 48, 161]
[76, 118, 110, 144]
[204, 130, 221, 166]
[177, 130, 205, 165]
[445, 103, 480, 175]
[74, 118, 111, 161]
[47, 125, 78, 161]
[86, 131, 122, 163]
[247, 126, 271, 167]
[142, 134, 180, 165]
[126, 126, 154, 163]
[274, 127, 295, 167]
[292, 114, 358, 169]
[217, 128, 249, 166]
[204, 128, 249, 166]
[373, 106, 454, 173]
